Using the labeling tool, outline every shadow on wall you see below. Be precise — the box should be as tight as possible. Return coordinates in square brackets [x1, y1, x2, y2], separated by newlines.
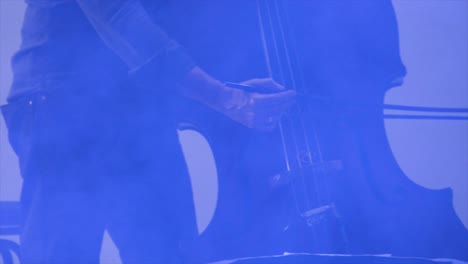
[386, 0, 468, 228]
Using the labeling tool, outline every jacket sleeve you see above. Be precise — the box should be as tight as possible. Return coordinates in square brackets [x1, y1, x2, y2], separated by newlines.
[76, 0, 195, 85]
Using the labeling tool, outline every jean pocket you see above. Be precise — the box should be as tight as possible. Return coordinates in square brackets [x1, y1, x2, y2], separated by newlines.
[1, 96, 38, 178]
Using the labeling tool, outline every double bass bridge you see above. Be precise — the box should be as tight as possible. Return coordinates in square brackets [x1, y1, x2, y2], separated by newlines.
[301, 204, 337, 227]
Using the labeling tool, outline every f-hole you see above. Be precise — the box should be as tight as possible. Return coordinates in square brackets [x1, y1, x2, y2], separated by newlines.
[177, 124, 219, 235]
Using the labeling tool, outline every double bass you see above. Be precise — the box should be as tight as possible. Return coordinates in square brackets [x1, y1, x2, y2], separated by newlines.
[147, 0, 468, 262]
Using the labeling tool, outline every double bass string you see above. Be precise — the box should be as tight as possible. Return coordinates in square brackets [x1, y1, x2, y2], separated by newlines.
[256, 0, 301, 216]
[274, 0, 331, 209]
[271, 0, 329, 213]
[269, 0, 343, 251]
[264, 0, 314, 213]
[259, 1, 342, 252]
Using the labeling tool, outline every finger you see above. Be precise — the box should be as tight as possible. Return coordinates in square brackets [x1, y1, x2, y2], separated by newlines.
[251, 112, 284, 132]
[249, 104, 292, 118]
[227, 110, 255, 129]
[249, 90, 296, 109]
[253, 117, 280, 132]
[242, 78, 285, 92]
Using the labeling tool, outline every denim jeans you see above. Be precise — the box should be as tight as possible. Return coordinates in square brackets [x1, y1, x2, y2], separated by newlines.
[2, 84, 198, 263]
[6, 1, 198, 261]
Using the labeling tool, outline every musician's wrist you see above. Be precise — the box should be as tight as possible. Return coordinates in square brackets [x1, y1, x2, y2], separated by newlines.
[181, 67, 246, 114]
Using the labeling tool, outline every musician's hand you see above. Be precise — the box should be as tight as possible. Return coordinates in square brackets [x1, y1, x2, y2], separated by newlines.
[179, 68, 295, 131]
[219, 78, 296, 131]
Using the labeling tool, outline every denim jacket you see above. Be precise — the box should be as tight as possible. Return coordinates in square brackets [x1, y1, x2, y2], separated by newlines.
[9, 0, 195, 102]
[10, 0, 407, 103]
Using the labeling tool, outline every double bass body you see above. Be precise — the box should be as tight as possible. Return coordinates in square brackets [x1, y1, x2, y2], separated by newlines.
[149, 0, 468, 262]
